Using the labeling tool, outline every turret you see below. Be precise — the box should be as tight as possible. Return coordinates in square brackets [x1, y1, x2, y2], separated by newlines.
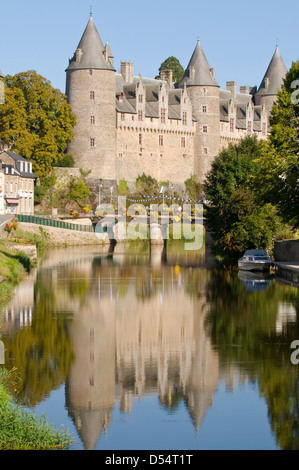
[65, 14, 117, 182]
[254, 46, 287, 115]
[179, 40, 220, 182]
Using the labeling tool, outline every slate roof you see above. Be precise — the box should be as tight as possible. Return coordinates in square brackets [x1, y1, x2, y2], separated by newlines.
[179, 40, 219, 88]
[0, 151, 36, 178]
[219, 89, 264, 129]
[115, 74, 183, 119]
[66, 16, 115, 72]
[255, 46, 287, 97]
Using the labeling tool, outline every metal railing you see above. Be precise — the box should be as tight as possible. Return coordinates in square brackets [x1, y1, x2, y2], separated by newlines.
[16, 214, 95, 233]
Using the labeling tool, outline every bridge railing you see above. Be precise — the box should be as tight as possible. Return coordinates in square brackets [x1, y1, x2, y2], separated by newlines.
[16, 214, 95, 233]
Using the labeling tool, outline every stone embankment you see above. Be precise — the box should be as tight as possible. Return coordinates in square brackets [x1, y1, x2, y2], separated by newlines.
[18, 221, 103, 246]
[273, 240, 299, 286]
[8, 243, 38, 261]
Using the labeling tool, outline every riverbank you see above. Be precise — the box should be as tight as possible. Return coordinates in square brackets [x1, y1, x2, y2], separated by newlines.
[0, 369, 73, 450]
[0, 231, 75, 450]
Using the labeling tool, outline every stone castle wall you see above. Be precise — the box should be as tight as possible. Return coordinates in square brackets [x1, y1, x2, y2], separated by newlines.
[116, 120, 195, 185]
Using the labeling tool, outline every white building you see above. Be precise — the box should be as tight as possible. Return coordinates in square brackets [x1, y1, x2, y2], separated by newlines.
[0, 151, 36, 215]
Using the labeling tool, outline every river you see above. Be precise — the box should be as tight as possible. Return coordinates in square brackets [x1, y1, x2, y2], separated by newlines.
[1, 241, 299, 450]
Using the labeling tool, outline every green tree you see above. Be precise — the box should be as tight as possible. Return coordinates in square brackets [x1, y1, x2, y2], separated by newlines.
[0, 71, 76, 178]
[156, 56, 184, 84]
[256, 61, 299, 227]
[204, 136, 282, 259]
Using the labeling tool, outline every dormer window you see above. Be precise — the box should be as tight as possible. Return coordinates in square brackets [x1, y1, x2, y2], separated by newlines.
[138, 94, 143, 103]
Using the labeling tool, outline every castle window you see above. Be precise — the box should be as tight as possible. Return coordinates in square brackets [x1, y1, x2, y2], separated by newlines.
[121, 113, 125, 121]
[181, 137, 186, 148]
[161, 109, 166, 124]
[90, 115, 95, 124]
[203, 88, 206, 94]
[132, 115, 135, 121]
[138, 111, 143, 121]
[159, 135, 163, 146]
[90, 91, 95, 99]
[139, 133, 142, 145]
[247, 121, 252, 134]
[90, 138, 95, 147]
[89, 70, 93, 76]
[229, 118, 234, 132]
[182, 112, 187, 126]
[203, 125, 208, 133]
[138, 94, 143, 103]
[203, 105, 207, 113]
[203, 148, 208, 155]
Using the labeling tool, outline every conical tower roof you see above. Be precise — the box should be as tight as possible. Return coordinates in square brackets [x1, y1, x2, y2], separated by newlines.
[179, 39, 218, 88]
[66, 15, 115, 71]
[255, 46, 287, 97]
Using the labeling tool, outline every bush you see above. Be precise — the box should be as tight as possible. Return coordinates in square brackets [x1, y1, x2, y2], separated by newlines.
[118, 178, 130, 196]
[34, 174, 57, 205]
[135, 173, 159, 195]
[55, 153, 75, 168]
[67, 177, 90, 207]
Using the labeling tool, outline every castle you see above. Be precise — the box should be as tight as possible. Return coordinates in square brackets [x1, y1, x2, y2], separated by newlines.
[66, 14, 287, 193]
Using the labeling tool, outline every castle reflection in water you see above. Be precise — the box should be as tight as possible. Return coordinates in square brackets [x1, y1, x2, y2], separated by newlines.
[1, 243, 288, 450]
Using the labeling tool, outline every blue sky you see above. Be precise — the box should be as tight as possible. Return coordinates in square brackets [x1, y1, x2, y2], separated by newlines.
[0, 0, 297, 94]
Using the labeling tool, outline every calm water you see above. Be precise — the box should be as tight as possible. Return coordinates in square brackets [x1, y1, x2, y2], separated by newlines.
[1, 242, 299, 450]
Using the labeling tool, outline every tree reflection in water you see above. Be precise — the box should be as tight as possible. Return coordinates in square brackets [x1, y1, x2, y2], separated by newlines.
[205, 268, 299, 450]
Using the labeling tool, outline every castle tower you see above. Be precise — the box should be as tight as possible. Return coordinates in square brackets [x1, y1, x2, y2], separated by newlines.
[65, 14, 117, 182]
[179, 40, 220, 182]
[254, 46, 287, 116]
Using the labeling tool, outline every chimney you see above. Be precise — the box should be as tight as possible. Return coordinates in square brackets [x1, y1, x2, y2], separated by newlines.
[226, 81, 237, 99]
[210, 67, 215, 79]
[160, 69, 173, 88]
[121, 62, 134, 84]
[264, 77, 269, 91]
[240, 86, 249, 94]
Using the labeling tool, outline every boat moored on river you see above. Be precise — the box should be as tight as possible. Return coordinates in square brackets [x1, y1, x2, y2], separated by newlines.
[238, 249, 272, 272]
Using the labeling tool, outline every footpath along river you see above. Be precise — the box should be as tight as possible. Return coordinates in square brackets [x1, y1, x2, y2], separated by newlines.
[1, 241, 299, 450]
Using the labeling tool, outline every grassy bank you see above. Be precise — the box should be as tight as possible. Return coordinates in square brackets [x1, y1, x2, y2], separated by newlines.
[0, 369, 73, 450]
[0, 237, 34, 308]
